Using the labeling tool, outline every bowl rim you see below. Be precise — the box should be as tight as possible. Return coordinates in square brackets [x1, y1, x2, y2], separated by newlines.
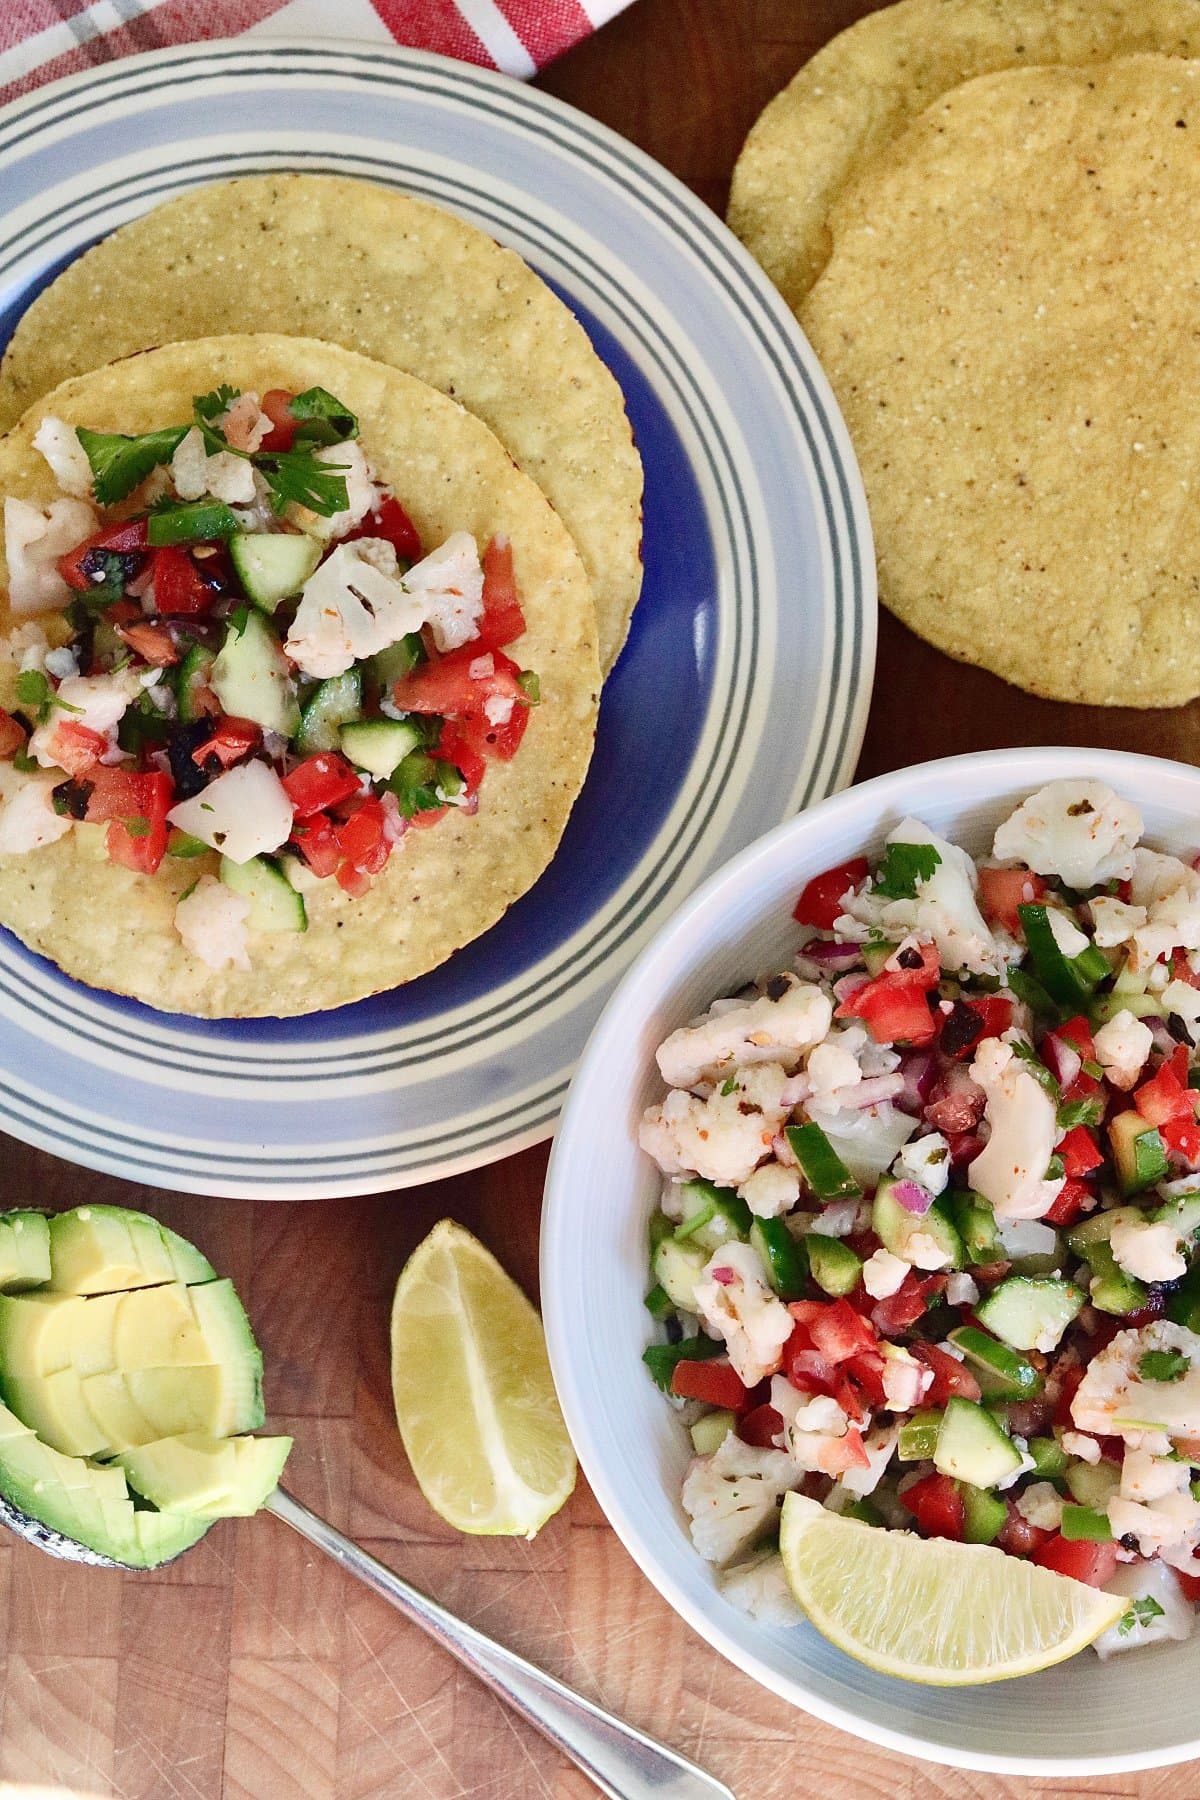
[542, 745, 1200, 1776]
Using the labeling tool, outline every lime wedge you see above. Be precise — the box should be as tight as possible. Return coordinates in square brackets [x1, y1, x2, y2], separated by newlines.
[779, 1493, 1126, 1684]
[390, 1220, 575, 1538]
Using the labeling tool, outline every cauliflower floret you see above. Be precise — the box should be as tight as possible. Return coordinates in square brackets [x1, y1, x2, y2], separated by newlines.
[895, 1131, 951, 1197]
[718, 1550, 803, 1626]
[1062, 1431, 1101, 1464]
[1094, 1561, 1194, 1660]
[1092, 1009, 1153, 1091]
[680, 1432, 800, 1565]
[1109, 1216, 1187, 1285]
[737, 1161, 801, 1219]
[0, 768, 74, 854]
[1016, 1481, 1065, 1531]
[841, 818, 1002, 977]
[284, 540, 426, 679]
[992, 781, 1142, 888]
[862, 1248, 909, 1299]
[4, 496, 99, 615]
[1121, 1447, 1191, 1506]
[1089, 895, 1148, 950]
[967, 1038, 1064, 1219]
[32, 416, 93, 496]
[880, 1343, 932, 1411]
[28, 670, 138, 769]
[693, 1243, 793, 1387]
[1124, 849, 1200, 973]
[403, 531, 486, 653]
[656, 976, 832, 1088]
[173, 875, 252, 972]
[639, 1063, 791, 1187]
[1108, 1490, 1200, 1557]
[806, 1039, 862, 1098]
[1072, 1321, 1200, 1440]
[945, 1272, 981, 1307]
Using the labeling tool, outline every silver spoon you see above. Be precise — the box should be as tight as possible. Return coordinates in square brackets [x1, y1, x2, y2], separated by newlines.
[266, 1487, 735, 1800]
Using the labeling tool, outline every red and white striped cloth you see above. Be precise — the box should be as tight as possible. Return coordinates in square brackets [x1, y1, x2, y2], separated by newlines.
[0, 0, 633, 109]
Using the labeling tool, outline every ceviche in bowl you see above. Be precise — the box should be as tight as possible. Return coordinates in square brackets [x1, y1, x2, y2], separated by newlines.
[542, 749, 1200, 1774]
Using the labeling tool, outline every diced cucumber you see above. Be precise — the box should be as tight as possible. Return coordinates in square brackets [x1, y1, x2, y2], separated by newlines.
[1027, 1436, 1068, 1478]
[1017, 904, 1107, 1007]
[785, 1122, 861, 1200]
[897, 1409, 942, 1460]
[947, 1326, 1042, 1399]
[175, 643, 217, 723]
[1066, 1206, 1141, 1255]
[643, 1283, 675, 1322]
[282, 856, 325, 895]
[218, 856, 307, 933]
[749, 1218, 807, 1300]
[210, 611, 299, 736]
[1085, 1242, 1149, 1317]
[961, 1483, 1008, 1545]
[1167, 1259, 1200, 1332]
[690, 1410, 736, 1456]
[861, 941, 897, 977]
[648, 1210, 675, 1256]
[1065, 1460, 1121, 1508]
[369, 634, 425, 693]
[806, 1233, 862, 1297]
[230, 532, 321, 612]
[997, 1216, 1063, 1277]
[1092, 991, 1166, 1023]
[872, 1176, 962, 1270]
[933, 1397, 1023, 1488]
[340, 718, 424, 781]
[295, 669, 363, 754]
[1152, 1192, 1200, 1239]
[949, 1192, 1001, 1266]
[652, 1238, 708, 1312]
[1060, 1504, 1113, 1543]
[673, 1182, 751, 1254]
[974, 1276, 1084, 1353]
[1109, 1111, 1169, 1196]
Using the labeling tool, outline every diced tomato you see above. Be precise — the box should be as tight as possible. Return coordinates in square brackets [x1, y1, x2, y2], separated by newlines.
[1058, 1126, 1105, 1178]
[1057, 1015, 1098, 1060]
[1052, 1363, 1086, 1430]
[192, 716, 262, 773]
[997, 1505, 1053, 1559]
[670, 1360, 747, 1409]
[291, 812, 341, 879]
[737, 1403, 784, 1448]
[1162, 1114, 1200, 1164]
[346, 493, 423, 562]
[869, 1269, 932, 1335]
[0, 709, 26, 760]
[792, 857, 871, 930]
[835, 1349, 888, 1422]
[85, 766, 172, 875]
[408, 805, 449, 831]
[474, 537, 526, 650]
[41, 721, 107, 777]
[393, 643, 521, 719]
[1032, 1534, 1119, 1588]
[1171, 949, 1200, 992]
[1061, 1071, 1106, 1117]
[57, 516, 150, 591]
[837, 940, 940, 1046]
[259, 389, 298, 453]
[789, 1297, 878, 1363]
[435, 729, 486, 796]
[282, 752, 362, 819]
[977, 865, 1048, 933]
[1043, 1177, 1096, 1228]
[1135, 1056, 1194, 1127]
[913, 1342, 982, 1405]
[334, 797, 390, 879]
[820, 1427, 871, 1474]
[1175, 1569, 1200, 1604]
[902, 1472, 965, 1542]
[939, 994, 1015, 1060]
[117, 621, 179, 667]
[152, 545, 221, 616]
[456, 691, 531, 763]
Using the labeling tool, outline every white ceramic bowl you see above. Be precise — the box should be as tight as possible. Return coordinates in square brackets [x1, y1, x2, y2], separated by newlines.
[542, 746, 1200, 1776]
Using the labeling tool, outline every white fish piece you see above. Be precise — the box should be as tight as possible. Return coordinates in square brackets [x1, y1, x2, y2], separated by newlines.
[4, 496, 98, 614]
[173, 875, 252, 972]
[32, 416, 93, 496]
[168, 761, 294, 865]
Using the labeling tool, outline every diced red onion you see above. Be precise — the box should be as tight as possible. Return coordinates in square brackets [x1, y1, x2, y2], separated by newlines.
[947, 1130, 987, 1171]
[1147, 1018, 1179, 1058]
[797, 938, 864, 972]
[833, 972, 870, 1006]
[711, 1266, 735, 1286]
[773, 1131, 800, 1169]
[891, 1178, 934, 1216]
[779, 1073, 812, 1109]
[1041, 1031, 1081, 1090]
[895, 1050, 936, 1116]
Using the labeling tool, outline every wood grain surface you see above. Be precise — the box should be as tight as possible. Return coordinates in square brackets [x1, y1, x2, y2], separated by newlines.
[3, 1, 1199, 1796]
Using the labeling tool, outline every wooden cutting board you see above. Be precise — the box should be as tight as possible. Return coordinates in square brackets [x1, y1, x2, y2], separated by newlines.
[5, 1, 1200, 1794]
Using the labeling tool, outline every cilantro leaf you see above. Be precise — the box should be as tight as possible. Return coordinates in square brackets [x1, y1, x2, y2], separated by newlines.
[259, 448, 349, 518]
[1057, 1095, 1104, 1130]
[719, 1074, 737, 1096]
[287, 386, 359, 446]
[1118, 1595, 1166, 1636]
[1138, 1350, 1191, 1384]
[641, 1334, 724, 1392]
[14, 669, 81, 723]
[147, 499, 239, 547]
[74, 549, 133, 611]
[75, 425, 188, 506]
[193, 385, 242, 424]
[872, 841, 941, 900]
[1010, 1036, 1061, 1100]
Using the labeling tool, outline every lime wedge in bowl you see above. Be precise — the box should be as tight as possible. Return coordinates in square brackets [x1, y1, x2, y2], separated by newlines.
[390, 1219, 576, 1538]
[780, 1493, 1126, 1685]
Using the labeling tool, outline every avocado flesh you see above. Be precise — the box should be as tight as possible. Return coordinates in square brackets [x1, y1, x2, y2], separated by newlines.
[0, 1213, 51, 1292]
[45, 1205, 216, 1295]
[118, 1431, 292, 1518]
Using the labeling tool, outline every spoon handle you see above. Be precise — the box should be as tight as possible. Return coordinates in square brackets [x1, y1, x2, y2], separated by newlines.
[266, 1487, 734, 1800]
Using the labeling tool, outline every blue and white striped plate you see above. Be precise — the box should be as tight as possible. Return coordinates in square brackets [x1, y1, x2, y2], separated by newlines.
[0, 41, 875, 1198]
